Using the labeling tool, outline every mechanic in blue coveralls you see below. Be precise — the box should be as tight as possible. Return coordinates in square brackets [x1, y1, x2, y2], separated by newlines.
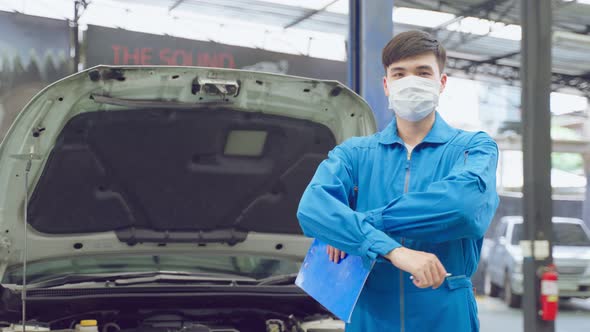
[297, 30, 499, 332]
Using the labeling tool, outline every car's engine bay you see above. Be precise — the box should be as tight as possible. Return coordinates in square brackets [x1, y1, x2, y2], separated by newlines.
[0, 287, 344, 332]
[1, 309, 342, 332]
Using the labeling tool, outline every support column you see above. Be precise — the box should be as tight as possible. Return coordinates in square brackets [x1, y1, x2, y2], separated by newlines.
[583, 155, 590, 230]
[583, 113, 590, 230]
[348, 0, 394, 130]
[521, 1, 555, 331]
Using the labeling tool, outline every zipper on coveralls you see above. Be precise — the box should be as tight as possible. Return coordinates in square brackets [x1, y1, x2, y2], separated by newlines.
[400, 148, 412, 332]
[350, 185, 359, 210]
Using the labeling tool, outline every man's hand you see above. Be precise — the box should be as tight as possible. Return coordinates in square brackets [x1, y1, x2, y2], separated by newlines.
[326, 245, 347, 263]
[386, 247, 447, 289]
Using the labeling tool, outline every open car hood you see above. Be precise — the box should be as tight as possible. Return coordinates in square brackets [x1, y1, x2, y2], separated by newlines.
[0, 65, 376, 274]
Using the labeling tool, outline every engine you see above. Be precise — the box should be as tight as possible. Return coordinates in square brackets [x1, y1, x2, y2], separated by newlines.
[0, 311, 344, 332]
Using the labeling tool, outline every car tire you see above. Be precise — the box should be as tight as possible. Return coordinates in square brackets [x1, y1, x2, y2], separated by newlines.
[484, 270, 501, 298]
[504, 273, 522, 308]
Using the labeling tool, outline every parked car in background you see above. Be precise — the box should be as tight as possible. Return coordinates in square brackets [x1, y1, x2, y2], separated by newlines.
[484, 216, 590, 308]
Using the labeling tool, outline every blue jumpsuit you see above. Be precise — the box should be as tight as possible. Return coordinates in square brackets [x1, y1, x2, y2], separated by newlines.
[297, 112, 499, 331]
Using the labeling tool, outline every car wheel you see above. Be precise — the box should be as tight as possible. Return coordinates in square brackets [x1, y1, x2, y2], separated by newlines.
[504, 273, 522, 308]
[484, 270, 501, 298]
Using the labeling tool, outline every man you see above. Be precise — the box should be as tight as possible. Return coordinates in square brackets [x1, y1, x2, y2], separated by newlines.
[296, 30, 499, 331]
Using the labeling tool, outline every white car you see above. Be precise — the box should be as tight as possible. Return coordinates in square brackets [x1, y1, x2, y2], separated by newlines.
[0, 66, 377, 332]
[484, 216, 590, 308]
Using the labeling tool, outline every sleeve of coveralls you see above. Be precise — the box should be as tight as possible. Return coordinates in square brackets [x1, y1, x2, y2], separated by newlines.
[297, 141, 401, 261]
[368, 133, 499, 243]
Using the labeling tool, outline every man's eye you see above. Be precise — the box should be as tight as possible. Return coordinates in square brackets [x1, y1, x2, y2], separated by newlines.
[392, 73, 404, 78]
[420, 72, 431, 76]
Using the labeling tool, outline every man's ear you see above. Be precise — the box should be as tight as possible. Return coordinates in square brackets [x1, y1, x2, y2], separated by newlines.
[439, 74, 448, 93]
[383, 76, 389, 97]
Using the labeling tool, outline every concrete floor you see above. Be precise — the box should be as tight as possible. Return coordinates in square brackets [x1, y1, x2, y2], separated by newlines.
[478, 297, 590, 332]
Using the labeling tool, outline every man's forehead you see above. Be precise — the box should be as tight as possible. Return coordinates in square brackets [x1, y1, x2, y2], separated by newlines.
[387, 53, 439, 71]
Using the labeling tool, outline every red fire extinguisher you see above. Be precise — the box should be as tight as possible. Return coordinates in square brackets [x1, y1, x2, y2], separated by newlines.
[540, 264, 559, 321]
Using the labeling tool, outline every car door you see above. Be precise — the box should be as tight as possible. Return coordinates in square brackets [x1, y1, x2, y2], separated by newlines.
[502, 221, 520, 279]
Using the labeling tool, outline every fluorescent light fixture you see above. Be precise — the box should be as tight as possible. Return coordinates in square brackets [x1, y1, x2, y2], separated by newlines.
[393, 7, 456, 28]
[260, 0, 349, 15]
[489, 24, 521, 41]
[448, 17, 490, 35]
[448, 17, 521, 41]
[326, 0, 348, 14]
[258, 0, 336, 10]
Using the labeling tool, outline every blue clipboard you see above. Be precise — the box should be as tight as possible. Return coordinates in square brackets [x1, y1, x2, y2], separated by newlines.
[295, 239, 376, 323]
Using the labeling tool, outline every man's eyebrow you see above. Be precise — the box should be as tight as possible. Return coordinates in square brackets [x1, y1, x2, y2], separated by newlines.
[416, 65, 434, 71]
[389, 67, 407, 72]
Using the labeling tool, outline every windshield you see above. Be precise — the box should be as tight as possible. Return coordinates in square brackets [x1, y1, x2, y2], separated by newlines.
[511, 222, 590, 246]
[2, 254, 301, 285]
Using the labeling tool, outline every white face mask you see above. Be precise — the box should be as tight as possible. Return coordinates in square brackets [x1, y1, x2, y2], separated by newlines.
[387, 75, 441, 122]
